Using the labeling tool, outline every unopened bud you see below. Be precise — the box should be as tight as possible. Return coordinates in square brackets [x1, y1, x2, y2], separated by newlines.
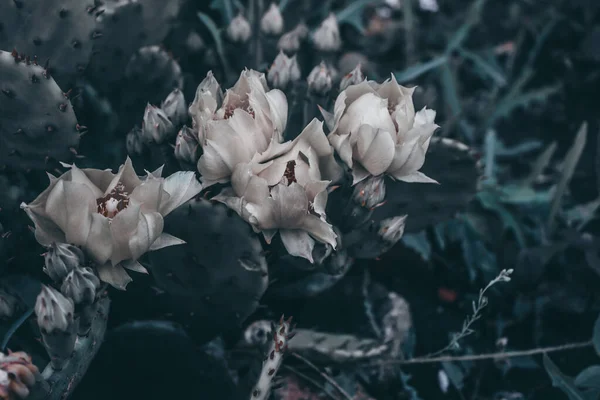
[352, 175, 386, 209]
[312, 13, 342, 52]
[161, 88, 188, 127]
[379, 215, 407, 243]
[0, 290, 17, 320]
[267, 51, 301, 89]
[340, 63, 365, 91]
[61, 267, 101, 336]
[227, 13, 252, 43]
[277, 23, 308, 53]
[61, 267, 100, 306]
[189, 71, 223, 131]
[44, 242, 85, 283]
[142, 104, 175, 144]
[35, 286, 78, 369]
[419, 0, 439, 12]
[174, 126, 200, 165]
[260, 3, 284, 35]
[126, 127, 144, 156]
[307, 62, 333, 94]
[0, 351, 40, 399]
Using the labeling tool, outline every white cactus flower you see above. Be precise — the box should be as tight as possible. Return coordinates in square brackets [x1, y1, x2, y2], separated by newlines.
[214, 119, 342, 262]
[267, 51, 301, 89]
[20, 158, 203, 289]
[321, 74, 439, 185]
[192, 69, 289, 187]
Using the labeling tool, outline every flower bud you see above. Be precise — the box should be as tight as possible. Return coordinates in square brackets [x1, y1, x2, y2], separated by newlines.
[260, 3, 284, 35]
[61, 267, 101, 336]
[419, 0, 439, 12]
[0, 351, 40, 399]
[161, 88, 188, 127]
[126, 127, 144, 156]
[142, 104, 175, 144]
[0, 290, 17, 320]
[35, 285, 78, 369]
[189, 71, 223, 131]
[307, 62, 332, 94]
[277, 23, 308, 53]
[352, 175, 386, 209]
[44, 242, 85, 283]
[174, 126, 200, 165]
[267, 51, 301, 89]
[379, 215, 407, 243]
[227, 13, 252, 43]
[312, 13, 342, 52]
[61, 267, 100, 306]
[340, 63, 365, 91]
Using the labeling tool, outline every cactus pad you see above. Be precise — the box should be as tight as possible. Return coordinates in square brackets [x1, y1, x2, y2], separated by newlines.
[0, 50, 80, 171]
[149, 198, 268, 340]
[0, 0, 98, 87]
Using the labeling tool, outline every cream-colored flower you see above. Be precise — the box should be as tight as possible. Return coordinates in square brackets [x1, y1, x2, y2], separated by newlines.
[321, 74, 439, 184]
[20, 158, 203, 289]
[191, 69, 289, 187]
[214, 119, 341, 262]
[312, 13, 342, 52]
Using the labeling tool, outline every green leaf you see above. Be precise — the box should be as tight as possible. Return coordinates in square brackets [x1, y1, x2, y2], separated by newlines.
[439, 62, 461, 118]
[477, 189, 526, 248]
[209, 0, 234, 23]
[459, 47, 507, 87]
[548, 122, 588, 233]
[402, 232, 432, 262]
[442, 361, 465, 390]
[575, 366, 600, 390]
[445, 0, 488, 53]
[394, 56, 447, 84]
[522, 141, 558, 187]
[197, 12, 231, 77]
[543, 354, 587, 400]
[593, 313, 600, 356]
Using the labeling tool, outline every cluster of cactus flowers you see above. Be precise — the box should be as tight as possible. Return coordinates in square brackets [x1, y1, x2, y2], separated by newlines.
[0, 1, 483, 399]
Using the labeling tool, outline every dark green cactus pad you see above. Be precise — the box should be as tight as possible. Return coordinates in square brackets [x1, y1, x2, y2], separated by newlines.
[148, 197, 268, 341]
[370, 137, 482, 233]
[0, 0, 98, 88]
[87, 0, 146, 87]
[0, 50, 80, 171]
[135, 0, 184, 47]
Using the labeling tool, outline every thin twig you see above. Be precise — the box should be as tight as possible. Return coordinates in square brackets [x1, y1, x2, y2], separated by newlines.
[366, 340, 592, 366]
[291, 352, 353, 400]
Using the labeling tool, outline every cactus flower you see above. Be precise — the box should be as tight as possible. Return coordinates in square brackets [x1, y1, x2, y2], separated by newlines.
[0, 351, 39, 399]
[227, 13, 252, 43]
[321, 75, 439, 184]
[192, 70, 289, 187]
[21, 158, 203, 289]
[312, 13, 342, 52]
[214, 119, 341, 262]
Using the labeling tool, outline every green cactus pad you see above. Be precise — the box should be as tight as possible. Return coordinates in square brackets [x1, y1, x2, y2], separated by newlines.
[0, 0, 98, 87]
[0, 50, 80, 171]
[148, 197, 268, 339]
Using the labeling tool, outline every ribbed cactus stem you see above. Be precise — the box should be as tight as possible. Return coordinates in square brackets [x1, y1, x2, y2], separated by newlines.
[250, 315, 293, 400]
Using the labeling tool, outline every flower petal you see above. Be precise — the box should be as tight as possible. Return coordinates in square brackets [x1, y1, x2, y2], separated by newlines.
[128, 211, 164, 261]
[280, 229, 315, 263]
[96, 263, 132, 290]
[298, 214, 337, 248]
[264, 89, 288, 138]
[130, 179, 165, 213]
[104, 157, 142, 195]
[20, 203, 66, 246]
[394, 170, 439, 184]
[109, 203, 141, 265]
[44, 180, 95, 247]
[354, 125, 396, 176]
[149, 233, 186, 250]
[158, 171, 203, 216]
[84, 213, 114, 264]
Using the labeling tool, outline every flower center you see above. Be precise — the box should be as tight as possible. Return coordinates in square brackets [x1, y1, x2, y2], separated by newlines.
[222, 102, 256, 119]
[96, 182, 130, 219]
[283, 160, 297, 185]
